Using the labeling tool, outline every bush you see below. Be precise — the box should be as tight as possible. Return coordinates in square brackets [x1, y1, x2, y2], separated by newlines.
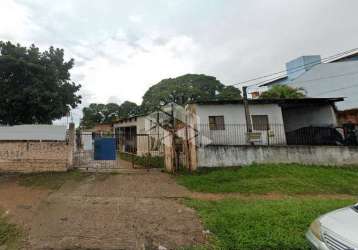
[119, 152, 164, 168]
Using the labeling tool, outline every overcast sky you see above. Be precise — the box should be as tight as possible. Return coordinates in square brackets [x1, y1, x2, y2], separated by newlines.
[1, 0, 358, 124]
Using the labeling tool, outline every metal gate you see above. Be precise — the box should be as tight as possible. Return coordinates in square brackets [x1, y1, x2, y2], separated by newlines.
[117, 132, 165, 169]
[74, 131, 122, 170]
[74, 130, 165, 170]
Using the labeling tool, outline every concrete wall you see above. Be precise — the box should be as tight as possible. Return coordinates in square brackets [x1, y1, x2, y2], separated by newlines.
[197, 145, 358, 167]
[0, 141, 72, 173]
[283, 104, 337, 132]
[194, 103, 286, 145]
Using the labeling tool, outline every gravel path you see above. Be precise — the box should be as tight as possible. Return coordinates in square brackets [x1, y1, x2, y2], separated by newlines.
[8, 170, 206, 250]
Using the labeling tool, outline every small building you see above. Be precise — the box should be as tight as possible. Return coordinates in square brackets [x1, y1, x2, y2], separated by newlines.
[113, 115, 164, 156]
[182, 98, 358, 169]
[186, 97, 343, 147]
[82, 123, 114, 134]
[338, 108, 358, 124]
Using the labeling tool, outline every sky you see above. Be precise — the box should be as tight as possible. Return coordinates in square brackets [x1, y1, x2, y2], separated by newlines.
[1, 0, 358, 124]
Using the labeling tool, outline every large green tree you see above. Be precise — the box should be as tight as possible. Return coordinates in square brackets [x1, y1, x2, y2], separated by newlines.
[80, 101, 139, 129]
[0, 41, 81, 125]
[141, 74, 241, 112]
[259, 84, 305, 99]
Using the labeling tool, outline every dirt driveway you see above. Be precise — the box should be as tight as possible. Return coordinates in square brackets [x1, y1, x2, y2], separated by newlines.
[0, 170, 206, 250]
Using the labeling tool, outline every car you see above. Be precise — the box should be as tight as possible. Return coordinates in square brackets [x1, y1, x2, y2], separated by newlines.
[306, 203, 358, 250]
[286, 126, 344, 146]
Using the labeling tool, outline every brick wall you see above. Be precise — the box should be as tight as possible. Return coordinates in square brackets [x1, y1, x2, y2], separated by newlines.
[0, 141, 72, 173]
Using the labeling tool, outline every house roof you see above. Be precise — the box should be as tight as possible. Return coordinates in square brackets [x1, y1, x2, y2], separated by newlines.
[190, 97, 344, 106]
[0, 125, 67, 141]
[329, 50, 358, 63]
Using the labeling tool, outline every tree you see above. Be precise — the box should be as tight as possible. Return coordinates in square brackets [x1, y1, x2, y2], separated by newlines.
[0, 41, 81, 125]
[118, 101, 140, 118]
[259, 84, 305, 99]
[141, 74, 241, 112]
[80, 101, 140, 129]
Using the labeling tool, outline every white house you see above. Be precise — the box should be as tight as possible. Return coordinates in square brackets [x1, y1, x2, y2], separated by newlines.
[185, 98, 342, 147]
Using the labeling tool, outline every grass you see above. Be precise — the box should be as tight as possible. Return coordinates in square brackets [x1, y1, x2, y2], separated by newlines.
[0, 211, 22, 249]
[176, 164, 358, 249]
[17, 169, 91, 190]
[177, 164, 358, 195]
[185, 198, 355, 250]
[119, 152, 164, 168]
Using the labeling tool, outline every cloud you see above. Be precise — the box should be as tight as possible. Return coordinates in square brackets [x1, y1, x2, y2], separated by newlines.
[0, 0, 40, 42]
[129, 14, 143, 24]
[2, 0, 358, 126]
[72, 33, 198, 105]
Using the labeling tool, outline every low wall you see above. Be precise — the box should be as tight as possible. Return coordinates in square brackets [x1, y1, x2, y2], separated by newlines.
[197, 145, 358, 167]
[0, 141, 72, 173]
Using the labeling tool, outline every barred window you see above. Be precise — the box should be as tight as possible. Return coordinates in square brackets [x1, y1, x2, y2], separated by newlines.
[252, 115, 269, 131]
[209, 116, 225, 130]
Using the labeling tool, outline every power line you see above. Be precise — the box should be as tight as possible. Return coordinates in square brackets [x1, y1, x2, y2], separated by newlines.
[245, 48, 358, 87]
[245, 49, 358, 88]
[232, 48, 358, 88]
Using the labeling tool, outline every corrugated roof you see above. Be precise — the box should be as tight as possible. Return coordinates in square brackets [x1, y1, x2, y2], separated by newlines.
[190, 97, 344, 105]
[329, 50, 358, 63]
[0, 125, 67, 141]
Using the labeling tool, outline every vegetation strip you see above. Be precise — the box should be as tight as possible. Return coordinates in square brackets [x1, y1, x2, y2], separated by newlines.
[185, 198, 355, 250]
[177, 164, 358, 195]
[176, 164, 358, 249]
[0, 211, 22, 249]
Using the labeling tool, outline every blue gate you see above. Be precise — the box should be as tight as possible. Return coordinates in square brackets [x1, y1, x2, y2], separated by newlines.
[94, 138, 116, 160]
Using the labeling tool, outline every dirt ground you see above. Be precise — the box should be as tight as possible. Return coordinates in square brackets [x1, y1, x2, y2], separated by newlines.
[0, 170, 206, 250]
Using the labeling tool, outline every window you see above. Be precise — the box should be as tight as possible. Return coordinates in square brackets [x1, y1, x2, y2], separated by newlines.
[251, 115, 269, 131]
[209, 116, 225, 130]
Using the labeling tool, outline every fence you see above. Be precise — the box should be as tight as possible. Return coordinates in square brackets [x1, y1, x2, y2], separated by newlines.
[197, 123, 286, 146]
[196, 123, 358, 146]
[74, 131, 165, 170]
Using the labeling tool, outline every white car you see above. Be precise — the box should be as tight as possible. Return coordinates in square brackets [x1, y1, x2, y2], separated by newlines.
[306, 203, 358, 250]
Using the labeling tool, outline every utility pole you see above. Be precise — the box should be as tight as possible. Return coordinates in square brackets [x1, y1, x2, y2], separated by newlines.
[243, 86, 252, 133]
[171, 102, 178, 173]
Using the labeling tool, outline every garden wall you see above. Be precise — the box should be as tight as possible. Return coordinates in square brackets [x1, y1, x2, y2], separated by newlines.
[0, 141, 73, 173]
[197, 145, 358, 168]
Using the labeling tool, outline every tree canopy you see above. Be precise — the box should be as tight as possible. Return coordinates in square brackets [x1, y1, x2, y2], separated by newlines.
[259, 84, 305, 99]
[80, 101, 139, 129]
[80, 74, 241, 128]
[0, 41, 81, 125]
[141, 74, 241, 112]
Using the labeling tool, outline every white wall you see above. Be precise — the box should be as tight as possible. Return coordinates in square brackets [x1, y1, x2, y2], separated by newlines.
[195, 104, 286, 145]
[197, 145, 358, 167]
[287, 61, 358, 110]
[283, 105, 337, 132]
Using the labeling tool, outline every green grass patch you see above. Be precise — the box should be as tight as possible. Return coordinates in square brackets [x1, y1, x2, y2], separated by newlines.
[17, 169, 91, 190]
[119, 152, 164, 168]
[185, 198, 355, 250]
[177, 164, 358, 195]
[0, 211, 22, 249]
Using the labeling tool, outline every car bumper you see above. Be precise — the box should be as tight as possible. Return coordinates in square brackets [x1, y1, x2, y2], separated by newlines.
[306, 230, 329, 250]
